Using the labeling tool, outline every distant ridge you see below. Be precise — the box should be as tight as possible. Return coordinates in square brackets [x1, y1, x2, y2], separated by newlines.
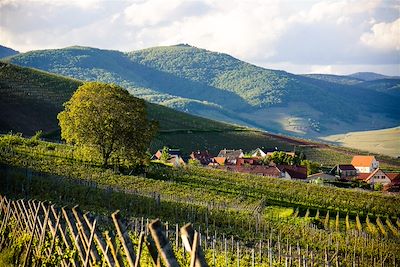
[0, 45, 19, 58]
[5, 44, 400, 137]
[348, 72, 399, 81]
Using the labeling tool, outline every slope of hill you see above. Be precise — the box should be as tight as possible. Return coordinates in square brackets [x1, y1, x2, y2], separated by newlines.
[0, 45, 19, 59]
[0, 62, 295, 154]
[1, 62, 400, 167]
[5, 45, 400, 137]
[321, 127, 400, 158]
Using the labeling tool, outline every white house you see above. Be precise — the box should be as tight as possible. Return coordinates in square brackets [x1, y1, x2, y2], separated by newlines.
[351, 155, 379, 173]
[358, 168, 391, 186]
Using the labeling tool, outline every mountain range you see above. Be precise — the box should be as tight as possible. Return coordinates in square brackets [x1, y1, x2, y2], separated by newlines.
[2, 44, 399, 138]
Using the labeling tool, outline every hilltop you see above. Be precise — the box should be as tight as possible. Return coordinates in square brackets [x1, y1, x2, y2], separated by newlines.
[0, 45, 19, 59]
[5, 45, 399, 138]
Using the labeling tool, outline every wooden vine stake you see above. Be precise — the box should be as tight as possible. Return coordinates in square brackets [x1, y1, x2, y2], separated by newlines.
[181, 223, 208, 267]
[149, 219, 179, 267]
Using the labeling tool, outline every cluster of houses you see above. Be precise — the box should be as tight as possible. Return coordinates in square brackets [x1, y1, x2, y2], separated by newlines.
[308, 155, 399, 191]
[151, 148, 400, 192]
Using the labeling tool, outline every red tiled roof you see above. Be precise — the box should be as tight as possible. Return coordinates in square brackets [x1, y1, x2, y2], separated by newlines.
[351, 156, 376, 167]
[356, 173, 371, 181]
[386, 173, 400, 182]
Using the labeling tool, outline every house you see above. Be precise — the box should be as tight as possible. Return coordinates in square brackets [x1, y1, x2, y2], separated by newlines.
[384, 173, 400, 192]
[210, 157, 227, 166]
[330, 164, 357, 178]
[152, 148, 181, 160]
[250, 148, 266, 158]
[236, 157, 260, 166]
[190, 150, 213, 165]
[217, 149, 244, 164]
[356, 168, 392, 187]
[351, 156, 379, 173]
[168, 155, 186, 167]
[277, 165, 308, 180]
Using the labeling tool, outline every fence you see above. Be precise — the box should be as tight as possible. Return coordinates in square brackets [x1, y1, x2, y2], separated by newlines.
[0, 194, 210, 267]
[0, 194, 350, 267]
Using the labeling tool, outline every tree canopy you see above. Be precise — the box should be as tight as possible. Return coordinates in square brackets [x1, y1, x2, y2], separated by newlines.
[58, 82, 157, 166]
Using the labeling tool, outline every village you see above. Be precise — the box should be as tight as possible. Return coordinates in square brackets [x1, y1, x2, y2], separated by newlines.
[151, 147, 400, 193]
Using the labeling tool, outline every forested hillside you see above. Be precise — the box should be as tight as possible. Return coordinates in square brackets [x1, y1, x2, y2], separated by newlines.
[6, 45, 400, 137]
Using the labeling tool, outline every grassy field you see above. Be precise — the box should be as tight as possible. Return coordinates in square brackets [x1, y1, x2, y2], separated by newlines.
[321, 127, 400, 158]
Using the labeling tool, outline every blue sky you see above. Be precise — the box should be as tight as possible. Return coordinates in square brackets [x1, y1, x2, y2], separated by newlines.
[1, 0, 399, 75]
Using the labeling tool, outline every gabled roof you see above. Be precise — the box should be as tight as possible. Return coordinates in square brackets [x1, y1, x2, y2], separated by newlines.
[217, 149, 243, 159]
[250, 148, 266, 157]
[356, 173, 371, 181]
[351, 155, 376, 167]
[338, 164, 356, 171]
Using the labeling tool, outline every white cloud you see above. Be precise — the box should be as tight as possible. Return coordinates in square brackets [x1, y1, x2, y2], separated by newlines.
[0, 0, 399, 75]
[361, 18, 400, 51]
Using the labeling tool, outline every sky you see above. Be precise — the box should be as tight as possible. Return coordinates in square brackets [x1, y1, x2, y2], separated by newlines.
[0, 0, 399, 75]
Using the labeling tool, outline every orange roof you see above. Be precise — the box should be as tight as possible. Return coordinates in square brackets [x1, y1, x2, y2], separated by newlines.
[213, 157, 226, 165]
[351, 156, 376, 167]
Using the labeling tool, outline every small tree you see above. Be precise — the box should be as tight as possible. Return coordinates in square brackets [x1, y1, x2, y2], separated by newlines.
[160, 146, 170, 162]
[58, 82, 157, 167]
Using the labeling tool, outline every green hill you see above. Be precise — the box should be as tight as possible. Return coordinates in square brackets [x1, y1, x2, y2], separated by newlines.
[1, 61, 400, 167]
[5, 45, 400, 137]
[0, 62, 295, 154]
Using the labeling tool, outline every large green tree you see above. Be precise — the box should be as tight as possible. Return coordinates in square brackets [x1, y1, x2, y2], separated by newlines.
[58, 82, 157, 167]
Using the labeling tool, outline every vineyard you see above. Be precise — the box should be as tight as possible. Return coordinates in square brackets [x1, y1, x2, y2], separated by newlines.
[0, 135, 400, 266]
[1, 194, 400, 267]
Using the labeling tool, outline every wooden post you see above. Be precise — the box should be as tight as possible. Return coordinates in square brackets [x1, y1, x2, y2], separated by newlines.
[181, 223, 208, 267]
[62, 207, 86, 264]
[112, 210, 136, 267]
[236, 241, 240, 267]
[83, 213, 115, 267]
[105, 231, 122, 267]
[84, 219, 97, 267]
[190, 231, 199, 267]
[72, 207, 101, 263]
[134, 232, 145, 267]
[148, 219, 179, 267]
[22, 202, 40, 267]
